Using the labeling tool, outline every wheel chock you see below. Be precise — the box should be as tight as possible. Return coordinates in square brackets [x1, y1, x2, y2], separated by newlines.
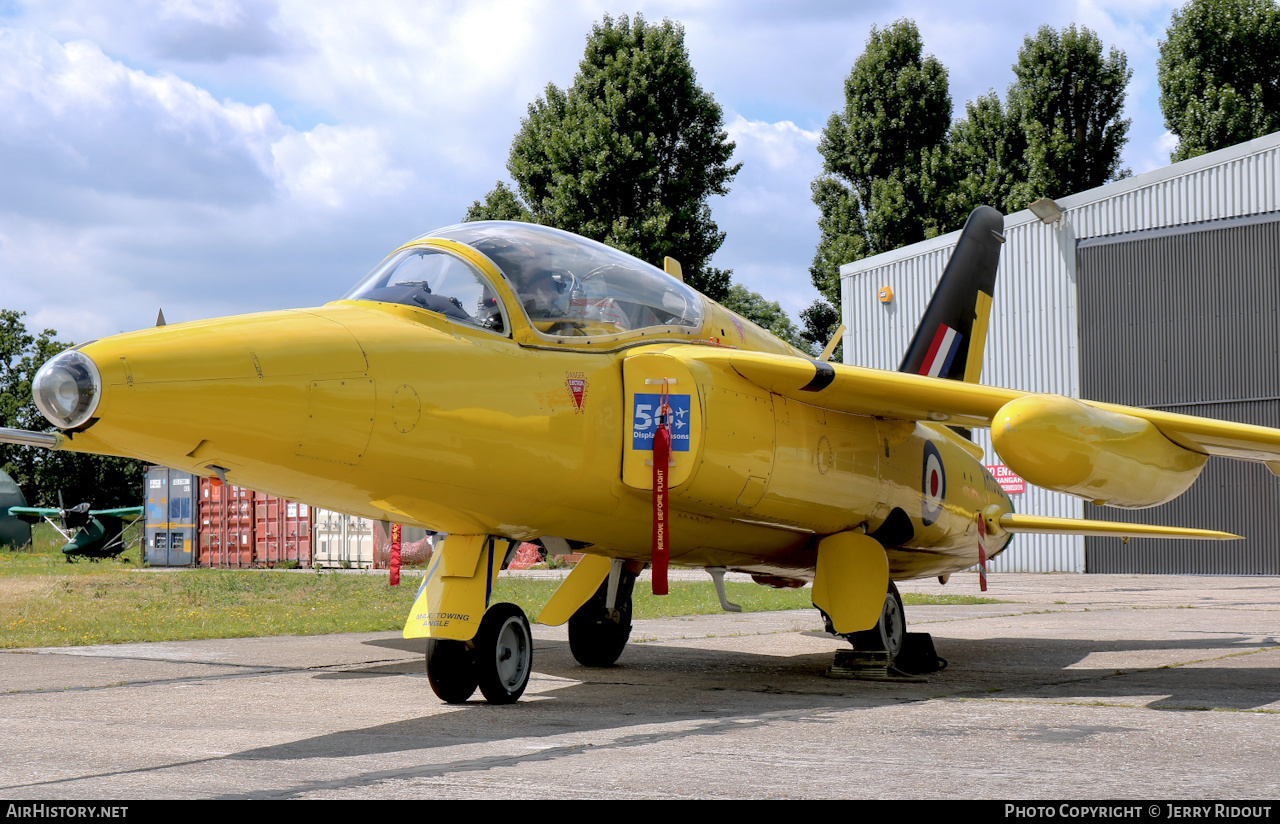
[827, 632, 946, 682]
[895, 632, 948, 675]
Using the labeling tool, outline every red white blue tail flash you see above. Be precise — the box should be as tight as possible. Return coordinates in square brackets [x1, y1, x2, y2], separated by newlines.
[897, 206, 1003, 381]
[919, 324, 963, 378]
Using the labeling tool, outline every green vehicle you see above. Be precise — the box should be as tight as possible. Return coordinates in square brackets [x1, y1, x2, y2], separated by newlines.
[9, 499, 143, 562]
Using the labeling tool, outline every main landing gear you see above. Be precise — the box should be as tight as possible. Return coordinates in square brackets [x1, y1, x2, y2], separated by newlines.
[827, 582, 946, 679]
[568, 567, 637, 667]
[846, 581, 906, 657]
[424, 602, 533, 705]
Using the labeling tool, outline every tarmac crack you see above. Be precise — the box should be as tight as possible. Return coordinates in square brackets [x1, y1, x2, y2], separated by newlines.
[0, 656, 418, 697]
[957, 696, 1280, 715]
[0, 755, 228, 794]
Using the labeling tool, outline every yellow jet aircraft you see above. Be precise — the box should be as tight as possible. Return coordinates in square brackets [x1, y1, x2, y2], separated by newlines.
[4, 206, 1278, 703]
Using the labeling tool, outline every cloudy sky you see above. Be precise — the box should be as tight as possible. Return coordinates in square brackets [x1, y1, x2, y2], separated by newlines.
[0, 0, 1185, 344]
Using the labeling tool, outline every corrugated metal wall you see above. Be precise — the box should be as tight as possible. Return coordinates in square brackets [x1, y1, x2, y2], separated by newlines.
[1083, 405, 1280, 575]
[1077, 214, 1280, 407]
[839, 131, 1280, 573]
[1078, 214, 1280, 574]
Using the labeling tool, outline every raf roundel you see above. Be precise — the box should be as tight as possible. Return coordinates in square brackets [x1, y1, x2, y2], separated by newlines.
[921, 441, 946, 526]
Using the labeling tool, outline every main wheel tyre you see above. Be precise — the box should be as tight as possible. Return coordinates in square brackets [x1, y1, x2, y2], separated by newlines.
[474, 603, 533, 704]
[425, 638, 478, 703]
[847, 582, 906, 657]
[568, 573, 635, 667]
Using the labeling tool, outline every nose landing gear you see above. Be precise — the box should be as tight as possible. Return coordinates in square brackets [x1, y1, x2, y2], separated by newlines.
[476, 603, 533, 704]
[424, 602, 533, 704]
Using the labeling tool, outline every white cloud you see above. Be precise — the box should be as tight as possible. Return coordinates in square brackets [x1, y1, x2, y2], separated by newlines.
[714, 116, 824, 319]
[1125, 129, 1180, 175]
[0, 30, 281, 208]
[158, 0, 254, 27]
[726, 116, 821, 173]
[0, 25, 419, 340]
[272, 124, 408, 208]
[23, 0, 290, 63]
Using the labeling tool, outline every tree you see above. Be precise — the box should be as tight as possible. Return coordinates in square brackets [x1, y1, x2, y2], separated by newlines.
[719, 284, 804, 349]
[464, 181, 530, 223]
[468, 14, 740, 301]
[947, 91, 1027, 218]
[0, 310, 143, 509]
[813, 19, 952, 265]
[799, 300, 842, 362]
[1158, 0, 1280, 162]
[1005, 25, 1131, 208]
[946, 25, 1131, 218]
[805, 19, 952, 356]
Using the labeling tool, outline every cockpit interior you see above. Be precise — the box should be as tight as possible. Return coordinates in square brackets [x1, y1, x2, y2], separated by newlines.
[344, 221, 705, 342]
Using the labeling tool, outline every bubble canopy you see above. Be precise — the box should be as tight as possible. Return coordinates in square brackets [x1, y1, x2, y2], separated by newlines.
[346, 221, 704, 340]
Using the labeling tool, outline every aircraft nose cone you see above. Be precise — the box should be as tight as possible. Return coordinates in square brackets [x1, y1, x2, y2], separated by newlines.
[32, 350, 102, 429]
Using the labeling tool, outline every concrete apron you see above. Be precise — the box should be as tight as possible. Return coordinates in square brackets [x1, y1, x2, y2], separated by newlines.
[2, 572, 1279, 799]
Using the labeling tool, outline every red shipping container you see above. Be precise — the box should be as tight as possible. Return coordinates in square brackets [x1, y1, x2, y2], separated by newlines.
[253, 493, 313, 567]
[197, 479, 255, 568]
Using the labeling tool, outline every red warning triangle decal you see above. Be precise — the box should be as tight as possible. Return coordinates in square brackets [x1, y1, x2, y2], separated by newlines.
[565, 373, 587, 411]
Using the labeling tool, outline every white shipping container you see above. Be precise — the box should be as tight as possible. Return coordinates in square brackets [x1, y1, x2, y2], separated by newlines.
[312, 509, 377, 568]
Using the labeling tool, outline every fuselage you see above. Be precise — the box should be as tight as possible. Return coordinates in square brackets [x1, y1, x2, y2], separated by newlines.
[47, 225, 1013, 580]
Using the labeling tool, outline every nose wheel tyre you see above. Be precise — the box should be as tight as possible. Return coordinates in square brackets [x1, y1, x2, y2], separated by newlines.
[846, 581, 906, 657]
[474, 603, 533, 704]
[425, 638, 478, 704]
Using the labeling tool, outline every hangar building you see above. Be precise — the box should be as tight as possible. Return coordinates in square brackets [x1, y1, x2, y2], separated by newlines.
[839, 131, 1280, 574]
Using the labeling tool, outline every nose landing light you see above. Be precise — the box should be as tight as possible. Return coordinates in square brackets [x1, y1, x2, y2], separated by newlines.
[33, 350, 101, 429]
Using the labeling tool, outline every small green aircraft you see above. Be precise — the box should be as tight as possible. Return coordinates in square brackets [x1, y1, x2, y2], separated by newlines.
[9, 498, 143, 562]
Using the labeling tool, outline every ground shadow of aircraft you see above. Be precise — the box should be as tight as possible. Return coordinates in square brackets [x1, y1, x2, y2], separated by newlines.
[218, 629, 1280, 769]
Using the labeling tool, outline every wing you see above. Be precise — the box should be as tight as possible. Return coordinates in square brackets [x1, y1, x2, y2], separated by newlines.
[7, 506, 61, 523]
[690, 349, 1280, 466]
[87, 506, 145, 518]
[674, 346, 1280, 526]
[703, 349, 1019, 428]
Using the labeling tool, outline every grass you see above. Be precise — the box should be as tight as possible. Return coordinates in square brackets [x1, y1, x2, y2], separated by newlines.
[1, 524, 999, 649]
[902, 592, 998, 606]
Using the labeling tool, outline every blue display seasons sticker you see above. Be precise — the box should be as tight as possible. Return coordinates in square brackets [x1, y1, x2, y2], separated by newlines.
[632, 393, 691, 452]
